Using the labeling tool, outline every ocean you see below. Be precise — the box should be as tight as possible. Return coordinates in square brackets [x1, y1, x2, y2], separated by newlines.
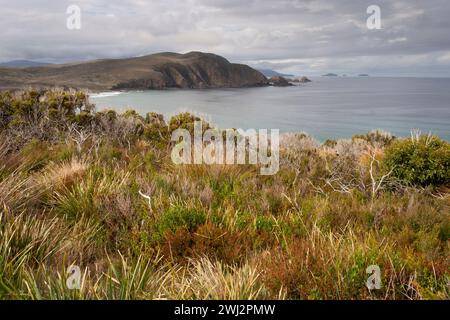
[90, 77, 450, 141]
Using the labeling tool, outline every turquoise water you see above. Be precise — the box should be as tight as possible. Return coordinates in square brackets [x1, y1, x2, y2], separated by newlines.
[91, 77, 450, 141]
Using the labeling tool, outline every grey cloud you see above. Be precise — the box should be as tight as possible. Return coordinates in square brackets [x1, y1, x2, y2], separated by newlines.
[1, 0, 450, 76]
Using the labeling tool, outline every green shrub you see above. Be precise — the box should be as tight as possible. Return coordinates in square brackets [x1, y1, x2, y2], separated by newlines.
[71, 111, 94, 126]
[153, 206, 206, 241]
[98, 143, 123, 162]
[168, 112, 209, 133]
[143, 122, 169, 143]
[383, 135, 450, 186]
[145, 112, 164, 124]
[255, 215, 276, 232]
[95, 109, 118, 124]
[0, 91, 13, 128]
[0, 89, 93, 134]
[122, 109, 144, 122]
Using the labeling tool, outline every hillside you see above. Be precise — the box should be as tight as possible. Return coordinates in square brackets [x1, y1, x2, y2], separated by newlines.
[0, 60, 52, 68]
[0, 52, 268, 91]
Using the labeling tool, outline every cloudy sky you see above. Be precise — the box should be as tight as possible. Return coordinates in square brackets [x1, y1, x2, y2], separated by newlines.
[2, 0, 450, 76]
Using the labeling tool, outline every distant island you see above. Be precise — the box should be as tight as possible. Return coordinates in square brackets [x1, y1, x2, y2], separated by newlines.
[258, 69, 294, 78]
[322, 73, 338, 77]
[0, 52, 268, 91]
[358, 74, 369, 77]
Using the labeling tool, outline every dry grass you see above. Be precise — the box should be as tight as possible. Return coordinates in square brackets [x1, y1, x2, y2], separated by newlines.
[0, 90, 448, 300]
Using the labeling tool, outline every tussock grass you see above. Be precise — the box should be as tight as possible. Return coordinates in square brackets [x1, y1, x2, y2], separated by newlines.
[0, 89, 448, 300]
[163, 257, 267, 300]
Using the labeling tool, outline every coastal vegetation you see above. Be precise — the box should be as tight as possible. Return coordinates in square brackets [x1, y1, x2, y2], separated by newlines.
[0, 89, 448, 299]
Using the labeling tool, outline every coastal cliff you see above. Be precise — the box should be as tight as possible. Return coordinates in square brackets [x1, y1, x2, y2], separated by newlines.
[0, 52, 268, 91]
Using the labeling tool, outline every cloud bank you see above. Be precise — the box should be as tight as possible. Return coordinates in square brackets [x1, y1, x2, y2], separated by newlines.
[1, 0, 450, 76]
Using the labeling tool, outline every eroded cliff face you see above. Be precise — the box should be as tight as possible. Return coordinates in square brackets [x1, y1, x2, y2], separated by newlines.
[0, 52, 268, 91]
[112, 52, 267, 90]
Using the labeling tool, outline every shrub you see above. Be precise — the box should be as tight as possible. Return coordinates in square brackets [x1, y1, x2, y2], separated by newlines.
[255, 215, 276, 232]
[0, 89, 94, 144]
[161, 223, 250, 264]
[72, 111, 94, 126]
[122, 109, 144, 122]
[323, 139, 337, 148]
[0, 91, 13, 128]
[1, 89, 449, 300]
[143, 112, 168, 143]
[95, 109, 118, 124]
[383, 135, 450, 186]
[352, 129, 395, 147]
[145, 112, 164, 124]
[153, 206, 206, 241]
[143, 121, 169, 144]
[168, 112, 209, 133]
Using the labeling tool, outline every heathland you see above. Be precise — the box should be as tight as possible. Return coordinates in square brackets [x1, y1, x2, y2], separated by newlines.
[0, 89, 448, 299]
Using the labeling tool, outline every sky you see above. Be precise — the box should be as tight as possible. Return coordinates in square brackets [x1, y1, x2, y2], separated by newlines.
[1, 0, 450, 76]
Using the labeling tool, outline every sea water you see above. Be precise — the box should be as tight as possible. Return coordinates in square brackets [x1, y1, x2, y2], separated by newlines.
[91, 77, 450, 141]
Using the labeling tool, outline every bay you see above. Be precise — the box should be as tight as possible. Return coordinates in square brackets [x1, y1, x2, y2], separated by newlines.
[91, 77, 450, 141]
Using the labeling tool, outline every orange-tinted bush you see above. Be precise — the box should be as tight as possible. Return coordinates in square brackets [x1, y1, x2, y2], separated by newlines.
[161, 223, 251, 265]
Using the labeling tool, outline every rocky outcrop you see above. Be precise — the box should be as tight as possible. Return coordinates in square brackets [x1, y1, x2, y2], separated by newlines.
[298, 76, 312, 83]
[268, 76, 292, 87]
[291, 76, 312, 83]
[0, 52, 268, 91]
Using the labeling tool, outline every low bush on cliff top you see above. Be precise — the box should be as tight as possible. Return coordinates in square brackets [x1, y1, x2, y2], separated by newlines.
[383, 134, 450, 187]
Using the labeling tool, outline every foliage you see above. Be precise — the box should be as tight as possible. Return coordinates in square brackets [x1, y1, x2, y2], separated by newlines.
[0, 89, 448, 300]
[383, 134, 450, 186]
